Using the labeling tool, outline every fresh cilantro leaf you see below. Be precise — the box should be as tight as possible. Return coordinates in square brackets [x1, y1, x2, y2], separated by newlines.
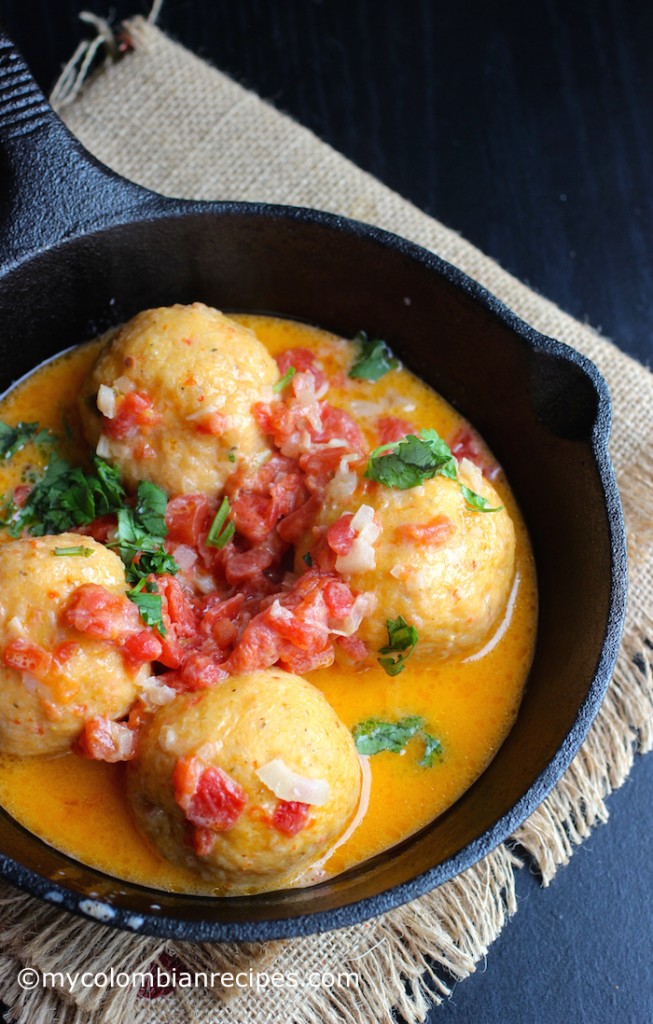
[134, 480, 168, 536]
[348, 331, 398, 381]
[0, 454, 124, 538]
[420, 732, 443, 767]
[206, 497, 235, 549]
[126, 578, 167, 636]
[0, 421, 54, 461]
[352, 715, 443, 767]
[273, 366, 296, 393]
[303, 551, 313, 567]
[228, 446, 237, 463]
[53, 546, 94, 557]
[378, 615, 419, 676]
[115, 483, 177, 584]
[365, 430, 457, 490]
[460, 484, 503, 513]
[352, 716, 424, 756]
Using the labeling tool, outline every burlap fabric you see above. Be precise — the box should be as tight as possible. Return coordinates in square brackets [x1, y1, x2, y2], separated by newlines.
[1, 17, 651, 1024]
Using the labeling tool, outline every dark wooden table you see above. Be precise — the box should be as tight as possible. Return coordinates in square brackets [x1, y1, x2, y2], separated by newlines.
[1, 2, 652, 1021]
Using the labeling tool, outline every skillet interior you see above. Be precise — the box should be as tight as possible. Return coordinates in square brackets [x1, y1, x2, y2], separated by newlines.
[0, 207, 626, 940]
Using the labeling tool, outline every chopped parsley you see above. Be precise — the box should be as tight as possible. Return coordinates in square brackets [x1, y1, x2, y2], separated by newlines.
[366, 430, 457, 490]
[0, 454, 126, 538]
[459, 484, 503, 513]
[273, 366, 296, 393]
[348, 332, 398, 381]
[365, 428, 503, 512]
[114, 481, 178, 584]
[126, 577, 166, 636]
[53, 545, 94, 557]
[378, 615, 419, 676]
[352, 715, 442, 767]
[0, 420, 54, 461]
[206, 496, 235, 549]
[227, 446, 237, 463]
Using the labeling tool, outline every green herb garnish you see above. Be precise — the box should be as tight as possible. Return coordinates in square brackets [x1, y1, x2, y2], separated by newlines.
[365, 429, 458, 490]
[114, 481, 178, 584]
[228, 447, 237, 463]
[459, 484, 503, 513]
[378, 615, 419, 676]
[348, 332, 398, 381]
[0, 421, 54, 461]
[352, 715, 442, 767]
[0, 454, 125, 538]
[420, 731, 444, 767]
[53, 546, 94, 558]
[206, 497, 235, 549]
[366, 428, 503, 512]
[352, 715, 423, 755]
[126, 577, 167, 636]
[303, 551, 313, 567]
[273, 366, 296, 393]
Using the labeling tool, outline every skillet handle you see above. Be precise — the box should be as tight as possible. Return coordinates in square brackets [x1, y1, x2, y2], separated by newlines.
[0, 30, 160, 268]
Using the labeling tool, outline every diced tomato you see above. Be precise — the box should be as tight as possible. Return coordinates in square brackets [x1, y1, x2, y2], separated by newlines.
[336, 635, 369, 662]
[227, 456, 308, 544]
[223, 533, 287, 586]
[325, 513, 355, 555]
[271, 800, 310, 836]
[395, 515, 455, 544]
[278, 645, 335, 673]
[104, 391, 157, 440]
[174, 756, 247, 830]
[324, 579, 355, 618]
[12, 484, 31, 508]
[277, 347, 327, 390]
[200, 592, 244, 628]
[3, 638, 52, 677]
[314, 405, 366, 454]
[64, 584, 141, 642]
[194, 411, 228, 436]
[157, 575, 198, 638]
[76, 716, 138, 762]
[299, 446, 348, 494]
[192, 825, 216, 857]
[76, 514, 117, 543]
[450, 426, 500, 480]
[123, 629, 164, 666]
[165, 494, 211, 547]
[223, 618, 281, 675]
[178, 651, 228, 690]
[277, 495, 320, 543]
[52, 641, 80, 665]
[377, 416, 415, 444]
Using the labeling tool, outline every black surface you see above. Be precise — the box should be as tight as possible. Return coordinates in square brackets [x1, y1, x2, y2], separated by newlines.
[0, 0, 651, 1020]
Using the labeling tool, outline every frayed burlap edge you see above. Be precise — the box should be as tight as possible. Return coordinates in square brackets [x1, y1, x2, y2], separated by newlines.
[1, 16, 652, 1024]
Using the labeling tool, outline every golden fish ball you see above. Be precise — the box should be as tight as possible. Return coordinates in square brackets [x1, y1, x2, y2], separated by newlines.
[127, 668, 362, 892]
[79, 303, 278, 495]
[302, 460, 516, 660]
[0, 534, 144, 756]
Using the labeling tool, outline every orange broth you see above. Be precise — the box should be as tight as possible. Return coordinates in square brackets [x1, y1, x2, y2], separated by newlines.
[0, 315, 537, 894]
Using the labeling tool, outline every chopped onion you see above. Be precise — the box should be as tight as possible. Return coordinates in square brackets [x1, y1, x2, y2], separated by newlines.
[112, 375, 135, 394]
[97, 384, 117, 419]
[138, 676, 176, 708]
[6, 616, 25, 638]
[256, 758, 330, 806]
[173, 544, 198, 570]
[458, 456, 484, 493]
[331, 591, 377, 636]
[336, 505, 382, 575]
[159, 726, 178, 752]
[96, 435, 112, 459]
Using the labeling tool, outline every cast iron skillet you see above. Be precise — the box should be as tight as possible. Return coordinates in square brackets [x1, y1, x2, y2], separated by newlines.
[0, 32, 627, 942]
